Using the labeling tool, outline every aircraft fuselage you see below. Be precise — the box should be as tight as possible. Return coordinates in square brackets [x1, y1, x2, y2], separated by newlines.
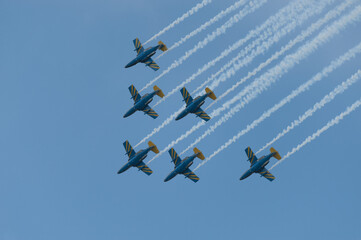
[176, 93, 209, 120]
[123, 91, 158, 118]
[125, 45, 160, 68]
[117, 147, 152, 174]
[164, 154, 197, 182]
[240, 152, 276, 180]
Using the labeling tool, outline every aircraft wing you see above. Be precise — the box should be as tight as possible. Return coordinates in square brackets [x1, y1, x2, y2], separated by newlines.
[180, 87, 193, 105]
[142, 105, 159, 119]
[123, 140, 136, 158]
[144, 58, 160, 71]
[168, 148, 182, 166]
[128, 84, 141, 103]
[194, 107, 211, 121]
[136, 161, 153, 175]
[257, 167, 275, 182]
[183, 168, 200, 183]
[133, 38, 144, 55]
[245, 147, 258, 166]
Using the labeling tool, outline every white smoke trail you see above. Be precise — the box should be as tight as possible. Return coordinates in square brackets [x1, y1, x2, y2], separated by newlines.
[181, 66, 361, 156]
[135, 108, 184, 148]
[137, 0, 303, 149]
[270, 98, 361, 170]
[154, 0, 320, 106]
[192, 8, 361, 170]
[205, 5, 361, 112]
[144, 0, 213, 45]
[156, 0, 248, 59]
[257, 69, 361, 155]
[136, 0, 345, 150]
[205, 0, 355, 110]
[205, 0, 354, 107]
[140, 0, 267, 93]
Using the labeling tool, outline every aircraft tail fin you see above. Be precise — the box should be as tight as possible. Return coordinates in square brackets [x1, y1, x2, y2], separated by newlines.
[193, 148, 205, 160]
[270, 147, 281, 160]
[158, 41, 168, 52]
[153, 85, 164, 98]
[148, 141, 159, 154]
[205, 88, 217, 100]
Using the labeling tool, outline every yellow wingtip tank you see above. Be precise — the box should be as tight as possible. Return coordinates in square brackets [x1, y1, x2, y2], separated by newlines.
[205, 87, 217, 100]
[270, 147, 281, 160]
[153, 85, 165, 98]
[148, 141, 159, 154]
[158, 41, 168, 52]
[193, 148, 205, 160]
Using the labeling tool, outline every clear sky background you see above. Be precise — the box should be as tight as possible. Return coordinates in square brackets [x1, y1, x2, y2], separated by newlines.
[1, 0, 361, 239]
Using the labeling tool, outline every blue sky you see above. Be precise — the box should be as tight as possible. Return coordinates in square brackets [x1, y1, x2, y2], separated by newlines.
[1, 0, 361, 239]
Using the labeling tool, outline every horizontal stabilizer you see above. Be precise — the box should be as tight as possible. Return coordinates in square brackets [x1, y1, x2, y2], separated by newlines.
[270, 147, 281, 160]
[193, 148, 205, 160]
[158, 41, 168, 52]
[205, 87, 217, 100]
[148, 141, 159, 154]
[153, 85, 164, 98]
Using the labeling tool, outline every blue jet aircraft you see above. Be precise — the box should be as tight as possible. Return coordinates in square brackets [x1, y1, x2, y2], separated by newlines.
[117, 140, 159, 176]
[123, 84, 164, 119]
[175, 87, 216, 122]
[125, 38, 167, 71]
[164, 147, 205, 183]
[240, 147, 282, 182]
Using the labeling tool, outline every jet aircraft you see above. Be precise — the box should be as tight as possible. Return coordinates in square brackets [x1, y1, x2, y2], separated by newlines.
[117, 140, 159, 176]
[240, 147, 282, 182]
[175, 87, 216, 121]
[164, 147, 205, 183]
[125, 38, 167, 71]
[123, 84, 164, 119]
